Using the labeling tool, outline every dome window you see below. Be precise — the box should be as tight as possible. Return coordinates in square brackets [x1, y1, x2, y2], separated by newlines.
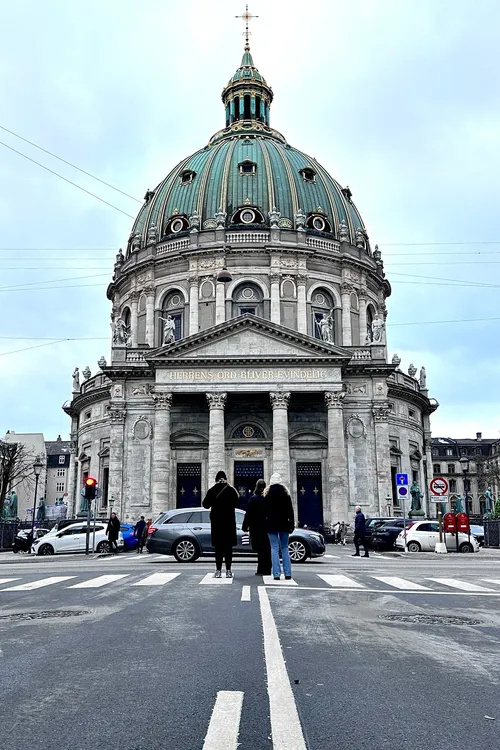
[300, 167, 317, 183]
[231, 205, 265, 225]
[180, 170, 196, 185]
[306, 213, 332, 233]
[239, 160, 257, 176]
[164, 215, 190, 235]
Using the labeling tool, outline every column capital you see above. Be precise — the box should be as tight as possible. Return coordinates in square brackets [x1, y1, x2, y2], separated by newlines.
[144, 285, 155, 297]
[151, 390, 173, 410]
[296, 273, 308, 285]
[129, 290, 140, 302]
[324, 391, 346, 408]
[109, 405, 126, 423]
[341, 282, 354, 295]
[372, 405, 390, 422]
[358, 288, 368, 300]
[269, 272, 282, 284]
[206, 392, 227, 409]
[270, 391, 291, 409]
[187, 274, 199, 286]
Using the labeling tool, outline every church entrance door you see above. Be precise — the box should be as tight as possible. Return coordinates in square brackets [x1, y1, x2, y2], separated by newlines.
[233, 461, 264, 512]
[296, 462, 324, 529]
[176, 463, 202, 509]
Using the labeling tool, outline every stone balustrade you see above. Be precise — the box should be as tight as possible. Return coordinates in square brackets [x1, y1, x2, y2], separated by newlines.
[226, 232, 270, 244]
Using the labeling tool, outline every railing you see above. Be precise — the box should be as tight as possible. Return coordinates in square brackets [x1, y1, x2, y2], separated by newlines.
[349, 348, 371, 361]
[125, 350, 147, 363]
[306, 237, 340, 252]
[226, 232, 270, 244]
[388, 371, 419, 391]
[81, 373, 112, 393]
[157, 238, 191, 255]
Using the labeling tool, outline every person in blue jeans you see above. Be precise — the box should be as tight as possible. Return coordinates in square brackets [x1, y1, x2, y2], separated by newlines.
[264, 472, 295, 580]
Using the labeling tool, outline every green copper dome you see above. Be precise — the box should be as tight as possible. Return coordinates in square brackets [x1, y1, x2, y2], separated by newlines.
[129, 49, 367, 248]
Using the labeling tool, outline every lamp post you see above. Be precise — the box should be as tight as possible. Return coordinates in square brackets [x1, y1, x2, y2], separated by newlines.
[30, 455, 44, 545]
[460, 455, 470, 514]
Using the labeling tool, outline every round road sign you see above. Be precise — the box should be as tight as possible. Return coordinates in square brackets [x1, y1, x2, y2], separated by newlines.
[397, 486, 408, 497]
[430, 477, 449, 496]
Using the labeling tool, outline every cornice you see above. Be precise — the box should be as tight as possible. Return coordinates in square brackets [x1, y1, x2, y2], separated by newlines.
[67, 386, 111, 414]
[388, 382, 437, 413]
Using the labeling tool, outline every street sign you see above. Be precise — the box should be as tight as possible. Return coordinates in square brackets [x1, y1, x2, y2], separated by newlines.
[397, 486, 408, 499]
[429, 477, 449, 496]
[430, 495, 448, 503]
[396, 473, 409, 486]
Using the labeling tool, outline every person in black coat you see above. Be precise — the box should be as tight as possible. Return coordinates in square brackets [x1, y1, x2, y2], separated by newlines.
[106, 512, 120, 554]
[352, 506, 369, 557]
[134, 515, 147, 553]
[202, 470, 239, 578]
[264, 473, 295, 580]
[242, 479, 271, 576]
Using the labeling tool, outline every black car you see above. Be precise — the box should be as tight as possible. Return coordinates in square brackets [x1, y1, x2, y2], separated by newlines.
[371, 519, 411, 550]
[364, 517, 398, 545]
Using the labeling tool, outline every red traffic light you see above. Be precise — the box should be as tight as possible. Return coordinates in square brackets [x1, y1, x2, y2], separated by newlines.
[85, 477, 97, 487]
[84, 476, 97, 500]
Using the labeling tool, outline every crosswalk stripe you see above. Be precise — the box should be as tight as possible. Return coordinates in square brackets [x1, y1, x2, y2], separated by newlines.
[372, 576, 430, 591]
[483, 580, 500, 587]
[68, 575, 129, 589]
[199, 573, 234, 585]
[2, 576, 75, 591]
[318, 574, 364, 588]
[428, 578, 495, 592]
[132, 573, 180, 586]
[262, 575, 298, 586]
[0, 578, 19, 586]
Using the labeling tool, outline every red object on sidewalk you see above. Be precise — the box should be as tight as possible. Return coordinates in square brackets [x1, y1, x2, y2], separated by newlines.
[456, 512, 470, 533]
[443, 513, 457, 533]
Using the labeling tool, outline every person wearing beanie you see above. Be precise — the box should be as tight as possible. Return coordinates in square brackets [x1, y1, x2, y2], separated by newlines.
[242, 478, 271, 576]
[263, 472, 295, 580]
[202, 470, 239, 578]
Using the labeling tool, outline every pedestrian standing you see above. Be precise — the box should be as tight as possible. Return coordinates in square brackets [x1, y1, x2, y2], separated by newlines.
[352, 506, 369, 557]
[339, 521, 347, 545]
[134, 515, 147, 553]
[264, 473, 295, 580]
[106, 511, 120, 554]
[242, 479, 271, 576]
[202, 470, 239, 578]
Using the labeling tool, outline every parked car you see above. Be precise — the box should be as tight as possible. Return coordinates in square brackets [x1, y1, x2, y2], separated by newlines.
[31, 521, 124, 555]
[470, 525, 484, 546]
[146, 507, 326, 563]
[364, 517, 398, 545]
[120, 523, 139, 551]
[370, 519, 412, 550]
[395, 520, 479, 553]
[12, 528, 50, 553]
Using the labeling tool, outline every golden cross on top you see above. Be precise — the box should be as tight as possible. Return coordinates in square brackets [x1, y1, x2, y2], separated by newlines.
[235, 4, 258, 50]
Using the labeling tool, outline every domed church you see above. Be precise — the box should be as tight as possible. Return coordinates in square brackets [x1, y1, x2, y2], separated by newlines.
[64, 39, 437, 527]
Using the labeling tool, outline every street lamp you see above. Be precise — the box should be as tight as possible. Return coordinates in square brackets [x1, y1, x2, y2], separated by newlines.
[30, 455, 44, 545]
[216, 266, 232, 283]
[460, 455, 470, 513]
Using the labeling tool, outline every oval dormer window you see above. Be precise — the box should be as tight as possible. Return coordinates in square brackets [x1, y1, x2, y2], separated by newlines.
[164, 215, 190, 235]
[241, 209, 256, 224]
[306, 213, 332, 233]
[231, 205, 265, 225]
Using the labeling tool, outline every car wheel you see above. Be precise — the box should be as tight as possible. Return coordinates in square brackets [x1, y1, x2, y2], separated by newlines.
[38, 544, 54, 556]
[173, 539, 199, 563]
[12, 547, 19, 554]
[407, 541, 421, 553]
[288, 539, 308, 563]
[459, 542, 474, 553]
[97, 541, 111, 554]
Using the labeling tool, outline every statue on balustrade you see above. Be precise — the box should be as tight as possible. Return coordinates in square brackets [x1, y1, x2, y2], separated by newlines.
[112, 317, 131, 347]
[317, 310, 334, 343]
[159, 314, 177, 345]
[409, 481, 424, 517]
[371, 314, 385, 344]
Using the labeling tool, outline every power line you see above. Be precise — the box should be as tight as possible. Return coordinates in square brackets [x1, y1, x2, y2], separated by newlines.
[384, 251, 500, 257]
[0, 124, 142, 203]
[381, 241, 500, 247]
[389, 271, 500, 288]
[0, 283, 107, 293]
[389, 316, 500, 327]
[386, 261, 500, 266]
[0, 140, 136, 220]
[0, 272, 109, 292]
[0, 336, 109, 341]
[0, 339, 71, 357]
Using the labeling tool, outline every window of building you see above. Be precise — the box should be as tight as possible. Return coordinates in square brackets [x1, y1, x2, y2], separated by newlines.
[232, 283, 264, 319]
[160, 290, 185, 344]
[56, 482, 65, 492]
[299, 167, 316, 183]
[449, 478, 457, 493]
[311, 288, 338, 342]
[446, 449, 453, 456]
[433, 464, 441, 474]
[180, 170, 196, 185]
[408, 409, 416, 419]
[58, 455, 65, 465]
[432, 448, 439, 456]
[57, 468, 65, 477]
[84, 411, 91, 422]
[238, 160, 257, 175]
[466, 496, 473, 514]
[447, 463, 455, 474]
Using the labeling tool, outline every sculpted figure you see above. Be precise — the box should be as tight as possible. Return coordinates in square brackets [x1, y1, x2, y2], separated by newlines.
[268, 206, 281, 228]
[72, 368, 80, 392]
[112, 317, 131, 347]
[338, 219, 349, 242]
[215, 206, 227, 228]
[410, 482, 423, 512]
[189, 212, 200, 232]
[159, 314, 176, 345]
[317, 310, 334, 343]
[408, 363, 417, 378]
[82, 366, 91, 381]
[295, 207, 306, 231]
[355, 229, 366, 249]
[419, 366, 427, 389]
[371, 314, 385, 344]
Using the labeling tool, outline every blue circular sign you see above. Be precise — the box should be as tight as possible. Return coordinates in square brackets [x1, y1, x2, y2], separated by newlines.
[397, 487, 408, 496]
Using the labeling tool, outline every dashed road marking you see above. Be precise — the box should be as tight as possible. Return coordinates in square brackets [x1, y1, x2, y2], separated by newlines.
[132, 572, 181, 586]
[372, 576, 430, 591]
[241, 585, 251, 601]
[318, 574, 364, 588]
[68, 574, 129, 589]
[202, 691, 244, 750]
[427, 578, 495, 592]
[263, 575, 298, 586]
[199, 573, 234, 585]
[0, 578, 19, 586]
[1, 576, 76, 591]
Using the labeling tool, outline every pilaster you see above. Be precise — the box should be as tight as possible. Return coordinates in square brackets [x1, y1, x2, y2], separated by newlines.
[206, 393, 227, 484]
[151, 390, 173, 517]
[325, 391, 348, 523]
[270, 391, 291, 488]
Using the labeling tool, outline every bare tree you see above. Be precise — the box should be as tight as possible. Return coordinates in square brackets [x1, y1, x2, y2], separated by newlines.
[0, 441, 37, 518]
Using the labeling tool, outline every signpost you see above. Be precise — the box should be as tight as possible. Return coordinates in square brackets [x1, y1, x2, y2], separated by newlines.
[429, 477, 449, 553]
[396, 474, 409, 552]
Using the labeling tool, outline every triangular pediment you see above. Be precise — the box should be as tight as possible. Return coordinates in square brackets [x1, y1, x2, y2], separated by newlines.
[147, 315, 352, 363]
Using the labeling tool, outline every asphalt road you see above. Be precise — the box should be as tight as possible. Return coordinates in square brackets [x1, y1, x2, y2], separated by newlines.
[1, 546, 500, 749]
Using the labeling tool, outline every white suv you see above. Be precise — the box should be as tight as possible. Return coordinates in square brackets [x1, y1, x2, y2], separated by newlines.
[32, 522, 124, 555]
[395, 520, 479, 553]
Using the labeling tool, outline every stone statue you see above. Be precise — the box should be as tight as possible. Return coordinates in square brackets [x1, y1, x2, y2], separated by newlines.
[419, 366, 427, 389]
[371, 314, 385, 344]
[72, 368, 80, 392]
[2, 490, 17, 519]
[391, 353, 401, 367]
[189, 212, 200, 233]
[317, 310, 334, 343]
[131, 233, 141, 253]
[355, 229, 366, 249]
[79, 491, 88, 514]
[455, 496, 464, 513]
[295, 207, 306, 231]
[98, 355, 107, 369]
[159, 315, 176, 345]
[147, 225, 158, 244]
[36, 497, 46, 522]
[409, 481, 424, 516]
[82, 366, 91, 381]
[338, 219, 349, 242]
[268, 206, 281, 228]
[112, 317, 131, 347]
[485, 487, 493, 514]
[115, 248, 124, 265]
[215, 206, 227, 228]
[408, 363, 417, 378]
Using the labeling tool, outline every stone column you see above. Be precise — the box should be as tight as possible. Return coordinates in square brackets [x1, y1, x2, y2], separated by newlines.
[270, 392, 291, 488]
[423, 414, 433, 518]
[215, 280, 225, 325]
[372, 405, 392, 516]
[206, 393, 227, 484]
[144, 285, 155, 347]
[130, 291, 139, 347]
[151, 391, 173, 518]
[188, 275, 199, 335]
[325, 391, 348, 524]
[296, 274, 307, 334]
[341, 282, 352, 346]
[358, 290, 367, 345]
[108, 404, 126, 517]
[67, 419, 78, 517]
[270, 273, 281, 325]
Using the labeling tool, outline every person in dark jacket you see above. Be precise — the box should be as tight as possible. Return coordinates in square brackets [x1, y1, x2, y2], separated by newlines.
[202, 470, 239, 578]
[263, 473, 295, 580]
[106, 512, 120, 554]
[134, 515, 147, 553]
[242, 479, 271, 576]
[352, 506, 369, 557]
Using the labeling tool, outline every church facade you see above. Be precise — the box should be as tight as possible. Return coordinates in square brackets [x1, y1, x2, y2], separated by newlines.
[64, 44, 437, 527]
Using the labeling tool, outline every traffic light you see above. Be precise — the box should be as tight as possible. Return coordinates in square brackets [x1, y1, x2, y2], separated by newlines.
[84, 477, 97, 501]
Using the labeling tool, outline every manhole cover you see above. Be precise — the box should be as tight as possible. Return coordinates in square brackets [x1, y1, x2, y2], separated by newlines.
[0, 610, 89, 622]
[382, 614, 482, 626]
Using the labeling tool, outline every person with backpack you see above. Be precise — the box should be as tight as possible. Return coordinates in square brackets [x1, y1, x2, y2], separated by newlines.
[202, 470, 239, 578]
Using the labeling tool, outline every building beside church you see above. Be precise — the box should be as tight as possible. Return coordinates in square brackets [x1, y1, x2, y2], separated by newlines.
[63, 41, 438, 527]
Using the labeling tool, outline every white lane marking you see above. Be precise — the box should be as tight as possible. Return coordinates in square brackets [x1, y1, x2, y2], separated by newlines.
[241, 585, 251, 601]
[199, 573, 234, 585]
[2, 576, 76, 591]
[68, 575, 129, 589]
[318, 574, 364, 588]
[258, 587, 307, 750]
[132, 573, 180, 586]
[258, 585, 500, 596]
[202, 691, 244, 750]
[427, 578, 495, 592]
[0, 578, 19, 586]
[263, 575, 298, 586]
[324, 554, 339, 558]
[372, 576, 430, 591]
[483, 579, 500, 586]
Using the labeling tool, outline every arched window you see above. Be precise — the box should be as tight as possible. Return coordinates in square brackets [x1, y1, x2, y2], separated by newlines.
[121, 307, 131, 328]
[366, 304, 375, 344]
[244, 94, 251, 119]
[137, 295, 146, 345]
[311, 289, 340, 342]
[255, 95, 262, 121]
[350, 292, 360, 346]
[160, 291, 185, 344]
[232, 282, 264, 318]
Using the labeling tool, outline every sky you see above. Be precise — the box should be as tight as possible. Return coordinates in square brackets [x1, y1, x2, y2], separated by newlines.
[0, 0, 499, 441]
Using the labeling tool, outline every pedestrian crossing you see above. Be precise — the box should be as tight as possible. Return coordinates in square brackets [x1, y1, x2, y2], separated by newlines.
[1, 571, 500, 595]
